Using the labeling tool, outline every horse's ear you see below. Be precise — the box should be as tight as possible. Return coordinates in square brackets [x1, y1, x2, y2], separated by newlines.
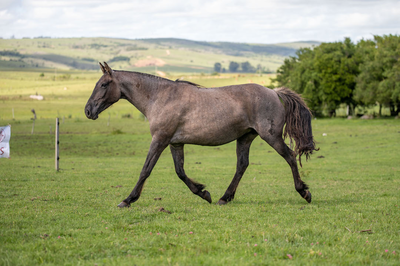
[103, 62, 113, 76]
[99, 62, 106, 74]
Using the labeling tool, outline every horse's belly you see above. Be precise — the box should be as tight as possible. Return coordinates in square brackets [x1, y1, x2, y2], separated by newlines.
[171, 117, 252, 146]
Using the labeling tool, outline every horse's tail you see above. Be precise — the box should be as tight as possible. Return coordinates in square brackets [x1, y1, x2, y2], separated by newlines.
[274, 87, 319, 166]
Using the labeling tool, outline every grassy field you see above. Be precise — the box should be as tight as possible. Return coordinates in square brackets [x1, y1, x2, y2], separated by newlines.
[0, 70, 399, 265]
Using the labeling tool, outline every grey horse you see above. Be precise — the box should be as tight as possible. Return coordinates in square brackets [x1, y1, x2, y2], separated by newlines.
[85, 62, 318, 208]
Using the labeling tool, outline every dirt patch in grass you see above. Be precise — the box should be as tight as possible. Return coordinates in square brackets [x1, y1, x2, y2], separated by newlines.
[134, 57, 166, 67]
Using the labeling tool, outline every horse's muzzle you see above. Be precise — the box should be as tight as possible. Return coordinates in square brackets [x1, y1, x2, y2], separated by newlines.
[85, 103, 98, 120]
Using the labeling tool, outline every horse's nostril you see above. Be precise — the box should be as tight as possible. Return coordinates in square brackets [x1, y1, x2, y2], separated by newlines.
[86, 108, 91, 117]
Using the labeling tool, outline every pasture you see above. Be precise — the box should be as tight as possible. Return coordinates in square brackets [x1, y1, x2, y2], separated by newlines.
[0, 70, 399, 265]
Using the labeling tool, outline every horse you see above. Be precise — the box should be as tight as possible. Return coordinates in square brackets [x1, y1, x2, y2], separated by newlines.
[85, 62, 318, 208]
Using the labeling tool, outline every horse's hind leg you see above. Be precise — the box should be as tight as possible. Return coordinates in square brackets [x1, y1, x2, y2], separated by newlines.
[217, 132, 258, 205]
[261, 135, 311, 203]
[170, 144, 212, 203]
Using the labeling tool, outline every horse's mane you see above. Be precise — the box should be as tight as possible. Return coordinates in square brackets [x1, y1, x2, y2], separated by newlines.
[115, 70, 204, 88]
[174, 79, 204, 88]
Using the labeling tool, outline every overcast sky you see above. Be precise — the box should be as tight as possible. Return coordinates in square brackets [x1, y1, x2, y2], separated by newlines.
[1, 0, 399, 44]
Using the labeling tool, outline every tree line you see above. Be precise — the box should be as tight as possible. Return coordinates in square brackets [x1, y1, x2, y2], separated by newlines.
[272, 35, 400, 117]
[214, 61, 272, 73]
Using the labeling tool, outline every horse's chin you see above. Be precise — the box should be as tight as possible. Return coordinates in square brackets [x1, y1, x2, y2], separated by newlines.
[91, 105, 105, 120]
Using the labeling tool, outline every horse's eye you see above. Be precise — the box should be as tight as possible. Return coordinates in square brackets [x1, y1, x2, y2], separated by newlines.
[101, 83, 108, 88]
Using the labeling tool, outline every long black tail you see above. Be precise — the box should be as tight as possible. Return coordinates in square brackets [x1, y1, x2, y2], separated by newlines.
[274, 87, 319, 166]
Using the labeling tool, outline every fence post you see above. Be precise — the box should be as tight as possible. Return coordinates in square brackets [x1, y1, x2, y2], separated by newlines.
[55, 118, 59, 171]
[31, 109, 36, 135]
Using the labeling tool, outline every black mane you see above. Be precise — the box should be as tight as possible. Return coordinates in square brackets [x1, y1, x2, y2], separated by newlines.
[175, 79, 204, 88]
[114, 70, 204, 88]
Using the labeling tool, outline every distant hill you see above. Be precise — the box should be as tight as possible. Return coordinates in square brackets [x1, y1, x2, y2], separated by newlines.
[0, 37, 319, 73]
[140, 38, 319, 57]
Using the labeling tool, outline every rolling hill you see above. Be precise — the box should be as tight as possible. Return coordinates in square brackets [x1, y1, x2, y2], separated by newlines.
[0, 37, 319, 73]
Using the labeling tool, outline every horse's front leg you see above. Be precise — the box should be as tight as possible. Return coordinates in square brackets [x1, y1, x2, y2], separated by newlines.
[170, 144, 212, 203]
[118, 137, 169, 208]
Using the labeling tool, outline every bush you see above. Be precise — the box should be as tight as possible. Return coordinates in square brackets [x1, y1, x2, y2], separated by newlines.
[109, 56, 130, 63]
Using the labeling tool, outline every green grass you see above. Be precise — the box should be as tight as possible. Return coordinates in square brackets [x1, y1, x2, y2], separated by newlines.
[0, 71, 399, 265]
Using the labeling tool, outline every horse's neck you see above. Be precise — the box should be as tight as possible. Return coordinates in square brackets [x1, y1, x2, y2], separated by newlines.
[118, 72, 161, 118]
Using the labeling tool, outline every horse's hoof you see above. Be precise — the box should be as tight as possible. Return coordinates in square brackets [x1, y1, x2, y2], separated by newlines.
[203, 190, 212, 204]
[216, 199, 227, 205]
[303, 190, 312, 203]
[117, 201, 130, 208]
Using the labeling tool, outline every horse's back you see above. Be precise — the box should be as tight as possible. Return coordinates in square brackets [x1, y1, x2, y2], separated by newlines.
[198, 84, 285, 125]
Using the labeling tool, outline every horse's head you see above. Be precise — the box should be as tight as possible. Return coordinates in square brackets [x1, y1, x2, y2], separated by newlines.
[85, 62, 121, 120]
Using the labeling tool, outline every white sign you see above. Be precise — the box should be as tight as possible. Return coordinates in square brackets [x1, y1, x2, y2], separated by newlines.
[0, 125, 11, 158]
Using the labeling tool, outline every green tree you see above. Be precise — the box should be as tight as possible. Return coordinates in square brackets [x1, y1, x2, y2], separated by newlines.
[274, 57, 297, 87]
[274, 39, 360, 116]
[214, 62, 222, 72]
[312, 38, 359, 116]
[240, 61, 256, 72]
[229, 61, 239, 72]
[354, 35, 400, 116]
[274, 48, 324, 116]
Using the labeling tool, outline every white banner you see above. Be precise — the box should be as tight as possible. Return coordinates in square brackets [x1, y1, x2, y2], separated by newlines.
[0, 125, 11, 158]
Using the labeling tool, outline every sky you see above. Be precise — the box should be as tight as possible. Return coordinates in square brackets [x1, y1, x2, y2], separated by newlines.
[1, 0, 399, 44]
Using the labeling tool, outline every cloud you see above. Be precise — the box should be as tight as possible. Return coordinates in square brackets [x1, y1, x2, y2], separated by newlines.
[0, 0, 399, 43]
[0, 9, 14, 21]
